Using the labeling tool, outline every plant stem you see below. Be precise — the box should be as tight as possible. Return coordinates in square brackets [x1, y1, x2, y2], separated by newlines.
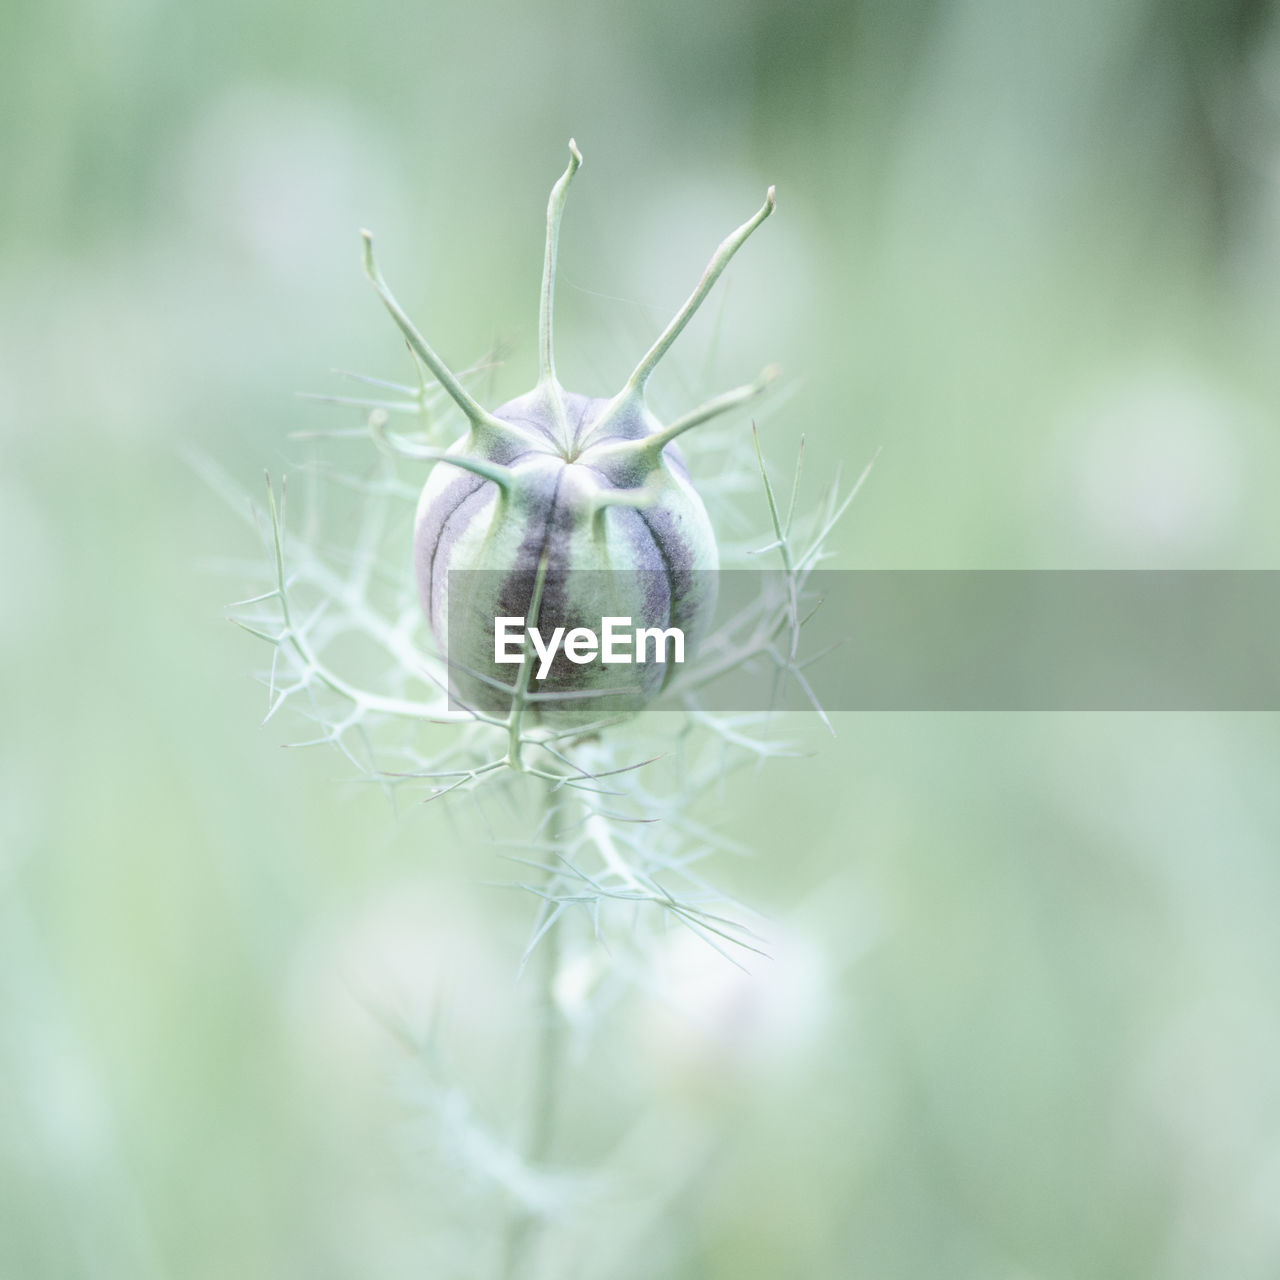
[499, 785, 566, 1280]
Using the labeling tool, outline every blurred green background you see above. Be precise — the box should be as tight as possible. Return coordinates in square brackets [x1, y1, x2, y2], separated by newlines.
[5, 0, 1280, 1276]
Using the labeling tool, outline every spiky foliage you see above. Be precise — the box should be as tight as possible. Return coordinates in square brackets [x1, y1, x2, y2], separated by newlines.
[205, 144, 871, 1279]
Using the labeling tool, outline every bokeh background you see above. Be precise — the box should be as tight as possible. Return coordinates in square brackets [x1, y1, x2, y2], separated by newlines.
[5, 0, 1280, 1276]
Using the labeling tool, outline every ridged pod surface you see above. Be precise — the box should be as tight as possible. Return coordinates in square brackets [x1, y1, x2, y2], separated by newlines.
[361, 142, 775, 725]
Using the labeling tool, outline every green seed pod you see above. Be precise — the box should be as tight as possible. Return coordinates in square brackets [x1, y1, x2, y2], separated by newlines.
[361, 142, 776, 725]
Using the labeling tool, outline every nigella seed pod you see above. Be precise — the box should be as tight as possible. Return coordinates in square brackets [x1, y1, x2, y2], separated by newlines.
[361, 141, 776, 726]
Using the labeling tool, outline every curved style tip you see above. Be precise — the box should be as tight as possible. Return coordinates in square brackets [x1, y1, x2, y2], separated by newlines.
[596, 363, 781, 465]
[539, 139, 586, 391]
[366, 408, 514, 489]
[622, 182, 779, 397]
[359, 230, 509, 435]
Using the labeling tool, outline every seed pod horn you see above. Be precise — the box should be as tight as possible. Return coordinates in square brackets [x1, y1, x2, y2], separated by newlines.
[580, 185, 778, 464]
[361, 143, 779, 727]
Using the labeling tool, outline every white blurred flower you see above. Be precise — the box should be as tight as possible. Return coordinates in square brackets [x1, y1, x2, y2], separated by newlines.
[637, 921, 830, 1077]
[1066, 371, 1247, 557]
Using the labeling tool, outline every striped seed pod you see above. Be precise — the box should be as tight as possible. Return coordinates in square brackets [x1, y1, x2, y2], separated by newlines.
[361, 142, 775, 725]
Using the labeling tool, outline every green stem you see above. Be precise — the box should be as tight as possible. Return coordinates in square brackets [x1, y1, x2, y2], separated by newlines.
[499, 784, 566, 1280]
